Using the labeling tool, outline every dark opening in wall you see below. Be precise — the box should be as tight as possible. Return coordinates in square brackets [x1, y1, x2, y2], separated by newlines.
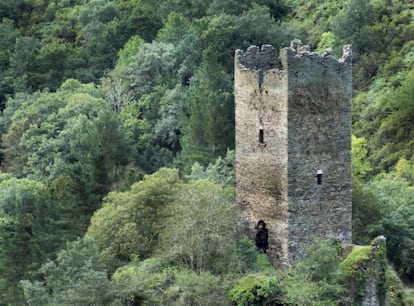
[259, 127, 264, 143]
[255, 220, 268, 253]
[316, 170, 323, 185]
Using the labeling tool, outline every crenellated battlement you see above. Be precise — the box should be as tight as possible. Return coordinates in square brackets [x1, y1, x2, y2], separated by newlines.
[235, 44, 280, 70]
[236, 39, 352, 72]
[283, 38, 352, 63]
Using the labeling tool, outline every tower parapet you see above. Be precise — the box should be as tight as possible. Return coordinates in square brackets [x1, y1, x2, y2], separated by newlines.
[235, 40, 352, 265]
[235, 44, 280, 70]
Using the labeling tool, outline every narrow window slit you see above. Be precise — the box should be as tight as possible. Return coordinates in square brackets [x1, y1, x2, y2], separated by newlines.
[259, 127, 264, 144]
[316, 170, 323, 185]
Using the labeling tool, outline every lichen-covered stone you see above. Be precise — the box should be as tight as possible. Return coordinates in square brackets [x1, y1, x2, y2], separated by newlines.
[235, 40, 352, 266]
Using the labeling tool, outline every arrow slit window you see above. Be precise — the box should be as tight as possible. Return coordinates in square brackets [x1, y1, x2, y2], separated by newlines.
[259, 127, 264, 144]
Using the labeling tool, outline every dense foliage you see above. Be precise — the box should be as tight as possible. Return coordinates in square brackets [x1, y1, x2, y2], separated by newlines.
[0, 0, 413, 304]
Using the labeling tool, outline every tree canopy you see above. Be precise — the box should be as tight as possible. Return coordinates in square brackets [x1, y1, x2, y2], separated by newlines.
[0, 0, 413, 304]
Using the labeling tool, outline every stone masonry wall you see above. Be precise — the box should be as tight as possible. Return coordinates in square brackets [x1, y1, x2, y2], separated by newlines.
[235, 40, 352, 266]
[235, 45, 289, 265]
[283, 42, 353, 261]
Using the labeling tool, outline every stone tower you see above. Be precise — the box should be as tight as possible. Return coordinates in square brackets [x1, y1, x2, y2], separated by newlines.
[235, 40, 352, 265]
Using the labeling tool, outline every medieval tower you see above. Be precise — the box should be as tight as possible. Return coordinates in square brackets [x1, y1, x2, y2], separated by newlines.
[235, 40, 352, 265]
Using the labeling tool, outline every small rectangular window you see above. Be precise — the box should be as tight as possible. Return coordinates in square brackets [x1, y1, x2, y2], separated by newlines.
[316, 170, 323, 185]
[259, 128, 264, 144]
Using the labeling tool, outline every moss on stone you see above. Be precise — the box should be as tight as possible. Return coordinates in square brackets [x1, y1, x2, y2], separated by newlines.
[339, 245, 373, 300]
[339, 237, 389, 304]
[340, 245, 373, 278]
[384, 265, 406, 305]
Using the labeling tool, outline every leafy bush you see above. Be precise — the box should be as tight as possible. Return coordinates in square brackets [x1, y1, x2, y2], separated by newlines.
[285, 239, 346, 305]
[112, 258, 231, 306]
[21, 236, 112, 306]
[228, 274, 283, 306]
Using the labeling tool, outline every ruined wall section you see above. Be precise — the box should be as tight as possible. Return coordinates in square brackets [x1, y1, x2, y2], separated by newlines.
[282, 44, 353, 261]
[235, 45, 289, 264]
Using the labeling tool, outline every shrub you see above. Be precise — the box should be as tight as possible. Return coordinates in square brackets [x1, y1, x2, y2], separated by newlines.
[228, 274, 283, 306]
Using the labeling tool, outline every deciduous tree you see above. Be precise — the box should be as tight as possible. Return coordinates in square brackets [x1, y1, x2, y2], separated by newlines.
[21, 236, 112, 306]
[161, 179, 237, 273]
[0, 178, 51, 305]
[88, 168, 182, 272]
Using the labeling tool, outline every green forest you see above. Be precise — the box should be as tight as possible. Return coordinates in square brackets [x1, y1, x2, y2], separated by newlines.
[0, 0, 413, 305]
